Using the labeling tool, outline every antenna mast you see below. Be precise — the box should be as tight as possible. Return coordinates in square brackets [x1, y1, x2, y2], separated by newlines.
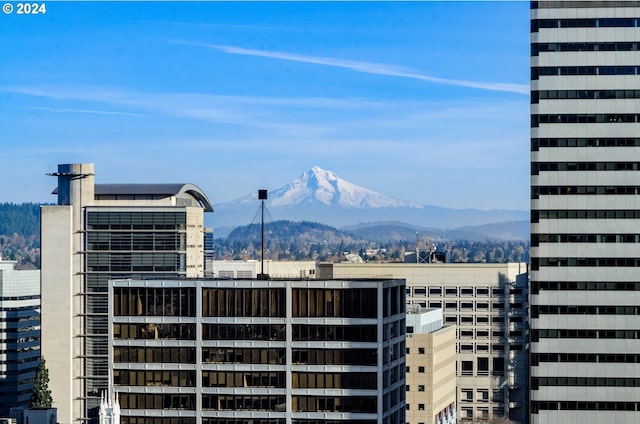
[258, 189, 268, 280]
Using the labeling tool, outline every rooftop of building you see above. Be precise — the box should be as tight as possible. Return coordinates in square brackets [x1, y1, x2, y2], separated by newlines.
[52, 182, 214, 212]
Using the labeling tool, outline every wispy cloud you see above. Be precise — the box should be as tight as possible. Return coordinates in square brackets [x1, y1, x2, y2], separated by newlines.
[133, 20, 292, 31]
[176, 41, 529, 95]
[18, 106, 146, 117]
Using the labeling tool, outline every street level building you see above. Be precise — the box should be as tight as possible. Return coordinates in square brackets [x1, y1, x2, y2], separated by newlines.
[108, 277, 406, 424]
[318, 262, 528, 423]
[530, 1, 640, 423]
[405, 308, 456, 424]
[40, 163, 213, 424]
[0, 257, 40, 417]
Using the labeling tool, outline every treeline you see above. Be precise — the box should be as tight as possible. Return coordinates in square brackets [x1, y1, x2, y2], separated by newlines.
[0, 211, 529, 269]
[0, 203, 41, 269]
[212, 220, 529, 264]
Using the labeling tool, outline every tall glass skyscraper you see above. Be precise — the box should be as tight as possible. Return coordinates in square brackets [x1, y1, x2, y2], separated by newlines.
[530, 2, 640, 422]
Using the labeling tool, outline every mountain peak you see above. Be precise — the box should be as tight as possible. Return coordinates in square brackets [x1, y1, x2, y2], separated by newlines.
[267, 166, 421, 209]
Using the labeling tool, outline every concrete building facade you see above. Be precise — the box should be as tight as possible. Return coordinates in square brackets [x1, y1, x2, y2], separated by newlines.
[405, 309, 456, 424]
[0, 257, 40, 416]
[40, 163, 213, 424]
[318, 262, 528, 423]
[530, 2, 640, 423]
[108, 277, 406, 424]
[206, 260, 317, 280]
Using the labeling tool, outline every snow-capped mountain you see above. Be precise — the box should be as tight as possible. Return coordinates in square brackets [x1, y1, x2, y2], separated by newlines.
[210, 166, 528, 231]
[229, 166, 422, 209]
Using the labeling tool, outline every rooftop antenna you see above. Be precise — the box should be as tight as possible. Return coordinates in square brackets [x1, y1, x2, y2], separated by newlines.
[258, 189, 269, 280]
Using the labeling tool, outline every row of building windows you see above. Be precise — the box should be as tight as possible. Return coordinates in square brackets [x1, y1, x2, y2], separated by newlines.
[532, 185, 640, 197]
[86, 232, 185, 252]
[458, 343, 511, 355]
[203, 371, 285, 388]
[532, 161, 640, 174]
[113, 370, 195, 387]
[426, 301, 509, 311]
[203, 323, 379, 342]
[532, 41, 640, 56]
[532, 305, 640, 317]
[114, 288, 196, 317]
[532, 401, 640, 413]
[203, 324, 285, 341]
[532, 233, 640, 245]
[115, 287, 379, 319]
[203, 348, 285, 365]
[532, 257, 640, 269]
[459, 329, 504, 339]
[532, 89, 640, 104]
[531, 281, 640, 293]
[114, 323, 195, 340]
[86, 211, 186, 231]
[532, 209, 640, 222]
[292, 288, 378, 318]
[87, 252, 185, 273]
[532, 66, 640, 80]
[531, 17, 640, 32]
[532, 137, 640, 150]
[0, 295, 39, 301]
[202, 395, 285, 411]
[531, 329, 640, 341]
[119, 393, 195, 410]
[292, 348, 377, 366]
[531, 353, 640, 365]
[293, 396, 377, 413]
[291, 372, 377, 389]
[411, 286, 502, 296]
[293, 324, 378, 342]
[532, 114, 640, 127]
[444, 315, 506, 325]
[532, 377, 640, 389]
[114, 347, 196, 364]
[202, 288, 285, 318]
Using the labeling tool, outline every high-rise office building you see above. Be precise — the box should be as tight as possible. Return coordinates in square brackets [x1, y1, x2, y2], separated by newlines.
[41, 163, 213, 424]
[530, 2, 640, 422]
[318, 262, 528, 423]
[0, 256, 40, 417]
[108, 277, 406, 424]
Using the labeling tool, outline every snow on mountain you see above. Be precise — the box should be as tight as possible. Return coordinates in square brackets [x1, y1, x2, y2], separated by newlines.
[210, 166, 528, 230]
[227, 166, 422, 209]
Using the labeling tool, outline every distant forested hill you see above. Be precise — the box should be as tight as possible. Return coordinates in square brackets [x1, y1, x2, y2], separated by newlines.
[0, 203, 40, 239]
[0, 203, 41, 268]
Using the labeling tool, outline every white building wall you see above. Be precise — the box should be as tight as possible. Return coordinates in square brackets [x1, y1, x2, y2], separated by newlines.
[530, 3, 640, 423]
[40, 205, 75, 424]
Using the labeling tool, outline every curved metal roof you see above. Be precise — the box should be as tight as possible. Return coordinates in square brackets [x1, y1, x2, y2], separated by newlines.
[52, 183, 214, 212]
[95, 183, 214, 212]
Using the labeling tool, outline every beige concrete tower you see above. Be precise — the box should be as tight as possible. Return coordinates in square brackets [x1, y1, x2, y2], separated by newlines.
[41, 164, 212, 424]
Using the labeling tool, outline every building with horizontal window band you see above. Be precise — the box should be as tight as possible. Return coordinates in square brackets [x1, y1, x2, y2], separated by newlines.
[108, 277, 406, 424]
[0, 256, 40, 418]
[40, 163, 213, 424]
[318, 262, 528, 424]
[530, 1, 640, 422]
[405, 308, 456, 424]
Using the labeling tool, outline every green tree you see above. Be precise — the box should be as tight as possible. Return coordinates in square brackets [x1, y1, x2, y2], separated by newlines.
[30, 357, 53, 408]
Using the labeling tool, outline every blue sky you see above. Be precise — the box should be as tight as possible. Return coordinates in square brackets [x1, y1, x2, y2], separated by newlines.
[0, 1, 530, 210]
